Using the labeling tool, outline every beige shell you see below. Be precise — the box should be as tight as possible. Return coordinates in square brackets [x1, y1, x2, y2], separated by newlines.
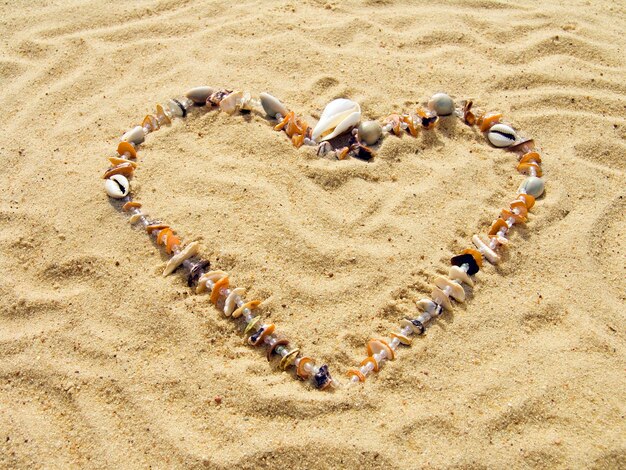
[431, 286, 452, 311]
[163, 242, 199, 276]
[434, 276, 465, 302]
[472, 235, 500, 264]
[448, 265, 473, 287]
[415, 298, 437, 314]
[224, 287, 246, 316]
[196, 270, 228, 294]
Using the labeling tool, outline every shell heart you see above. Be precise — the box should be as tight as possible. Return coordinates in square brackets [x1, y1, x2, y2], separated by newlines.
[311, 99, 361, 142]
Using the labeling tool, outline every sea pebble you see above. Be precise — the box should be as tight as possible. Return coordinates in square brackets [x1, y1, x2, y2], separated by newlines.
[519, 176, 545, 198]
[105, 174, 129, 199]
[260, 92, 288, 118]
[427, 93, 455, 116]
[185, 86, 214, 104]
[121, 126, 145, 146]
[357, 120, 382, 145]
[487, 123, 517, 147]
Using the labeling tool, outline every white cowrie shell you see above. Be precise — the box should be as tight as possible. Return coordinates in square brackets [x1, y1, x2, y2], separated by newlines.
[105, 174, 130, 199]
[312, 98, 361, 142]
[487, 123, 517, 148]
[121, 126, 145, 145]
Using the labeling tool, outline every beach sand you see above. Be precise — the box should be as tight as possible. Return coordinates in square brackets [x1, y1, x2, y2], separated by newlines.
[1, 0, 625, 468]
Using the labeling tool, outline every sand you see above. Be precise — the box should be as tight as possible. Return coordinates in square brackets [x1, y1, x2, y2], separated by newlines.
[1, 0, 625, 468]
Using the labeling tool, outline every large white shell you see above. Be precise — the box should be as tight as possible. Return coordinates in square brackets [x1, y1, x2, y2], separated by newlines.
[224, 287, 246, 316]
[487, 123, 517, 147]
[312, 98, 361, 142]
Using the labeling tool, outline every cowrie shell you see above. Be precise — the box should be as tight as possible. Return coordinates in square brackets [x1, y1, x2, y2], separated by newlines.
[105, 174, 130, 199]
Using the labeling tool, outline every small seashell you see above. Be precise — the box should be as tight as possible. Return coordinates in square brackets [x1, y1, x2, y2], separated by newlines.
[450, 252, 480, 276]
[357, 120, 382, 145]
[519, 152, 542, 165]
[360, 356, 379, 372]
[248, 323, 275, 346]
[266, 338, 289, 361]
[210, 276, 230, 304]
[185, 86, 215, 104]
[518, 176, 545, 198]
[219, 91, 244, 114]
[478, 112, 503, 132]
[472, 235, 499, 265]
[510, 200, 528, 218]
[122, 201, 141, 211]
[109, 156, 137, 168]
[224, 287, 246, 316]
[415, 298, 437, 314]
[167, 99, 185, 118]
[196, 270, 228, 294]
[129, 213, 144, 224]
[103, 162, 134, 179]
[488, 218, 509, 236]
[121, 126, 145, 146]
[105, 174, 130, 199]
[260, 92, 288, 118]
[311, 98, 361, 142]
[156, 104, 172, 126]
[232, 300, 262, 319]
[314, 364, 332, 389]
[347, 369, 366, 382]
[517, 193, 535, 210]
[501, 208, 527, 224]
[117, 141, 137, 159]
[366, 339, 395, 360]
[296, 356, 314, 380]
[427, 93, 455, 116]
[487, 123, 517, 147]
[448, 265, 473, 287]
[431, 286, 453, 311]
[163, 241, 200, 276]
[243, 316, 262, 336]
[280, 348, 300, 370]
[401, 318, 425, 335]
[187, 259, 211, 287]
[390, 332, 413, 345]
[517, 162, 543, 177]
[434, 276, 465, 302]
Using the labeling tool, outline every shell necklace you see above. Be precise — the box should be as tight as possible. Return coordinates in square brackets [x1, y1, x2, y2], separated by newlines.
[103, 87, 545, 390]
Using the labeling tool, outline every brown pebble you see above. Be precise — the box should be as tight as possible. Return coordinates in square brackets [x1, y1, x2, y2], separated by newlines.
[214, 396, 222, 404]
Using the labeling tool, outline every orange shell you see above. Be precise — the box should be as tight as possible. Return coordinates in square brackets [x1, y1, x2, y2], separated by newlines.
[501, 208, 527, 224]
[232, 300, 262, 319]
[165, 235, 180, 254]
[146, 224, 169, 234]
[360, 356, 379, 372]
[117, 141, 137, 159]
[519, 152, 542, 165]
[157, 228, 172, 245]
[347, 369, 366, 382]
[108, 156, 138, 168]
[510, 200, 528, 218]
[390, 332, 412, 345]
[296, 356, 314, 380]
[461, 248, 483, 268]
[367, 339, 395, 360]
[337, 147, 349, 160]
[517, 193, 535, 210]
[274, 111, 294, 131]
[488, 218, 508, 236]
[156, 104, 171, 126]
[122, 201, 141, 211]
[142, 114, 159, 131]
[479, 113, 503, 132]
[517, 162, 543, 177]
[210, 276, 230, 304]
[402, 115, 418, 137]
[103, 162, 134, 179]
